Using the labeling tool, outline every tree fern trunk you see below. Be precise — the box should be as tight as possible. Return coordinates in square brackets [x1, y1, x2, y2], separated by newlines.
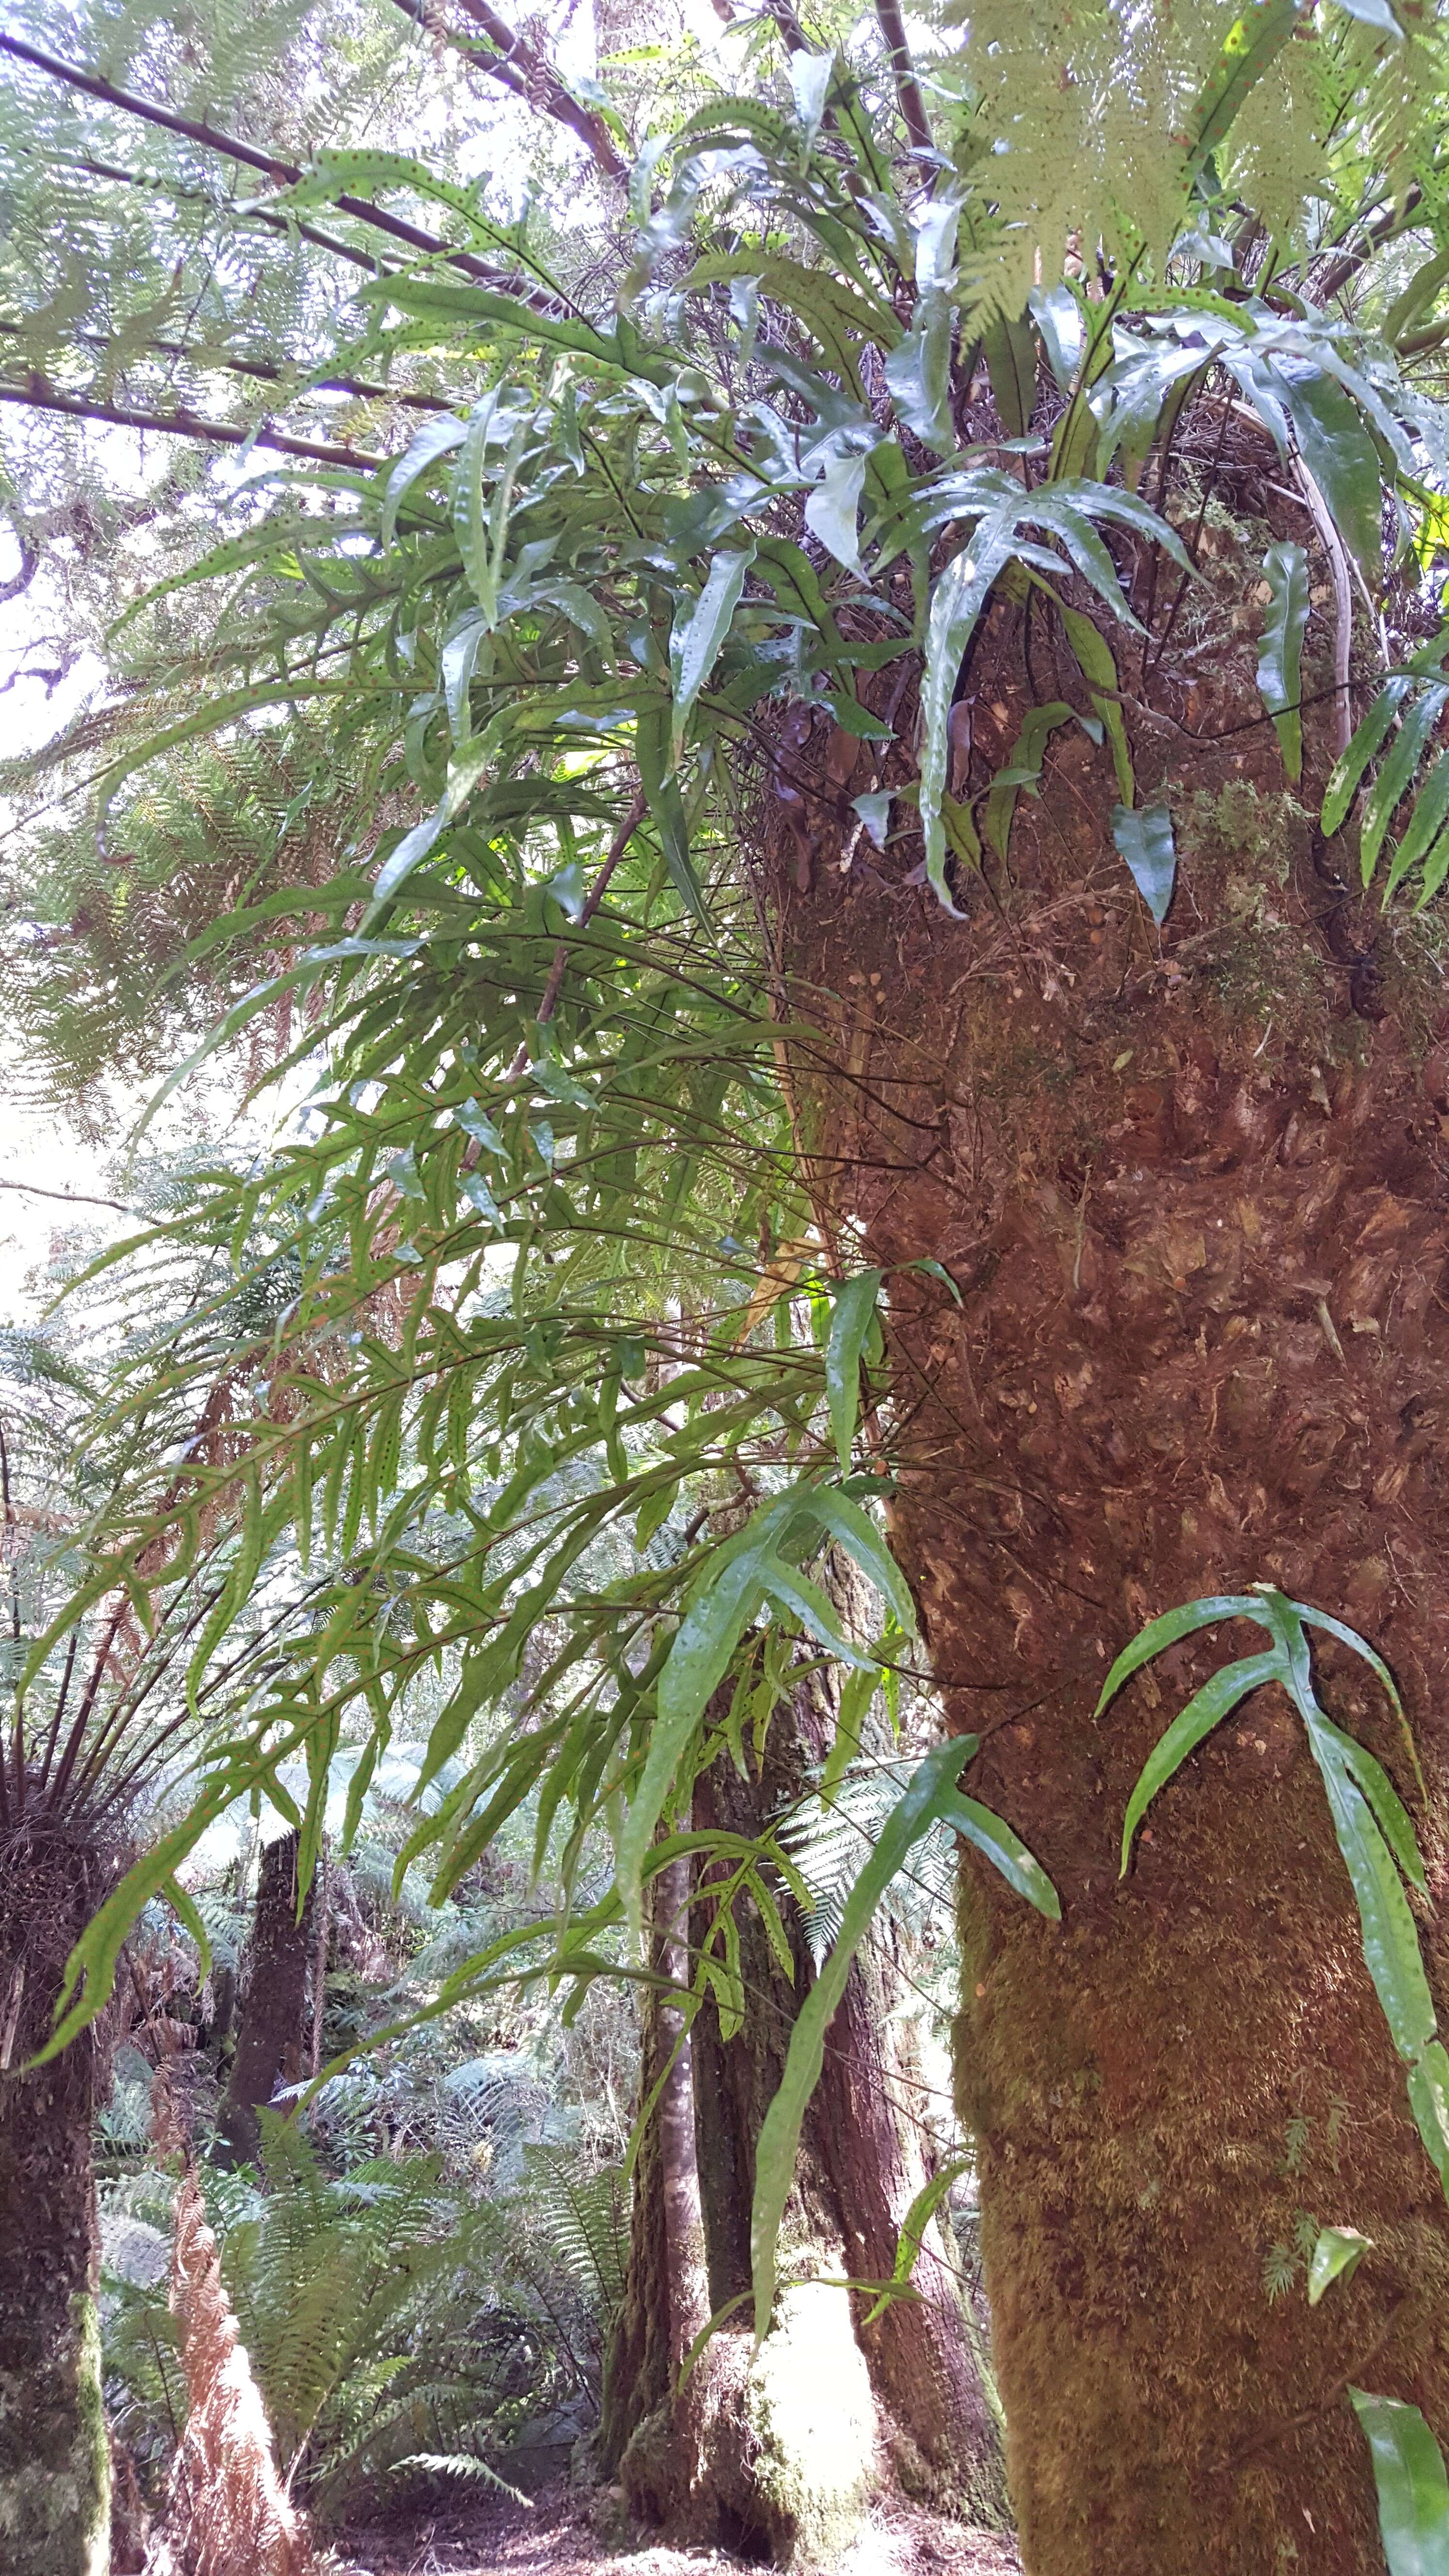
[0, 1818, 111, 2576]
[218, 1830, 313, 2169]
[775, 569, 1449, 2571]
[602, 1698, 1003, 2562]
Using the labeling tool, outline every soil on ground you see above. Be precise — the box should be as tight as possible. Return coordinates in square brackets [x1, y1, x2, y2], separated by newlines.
[335, 2483, 1022, 2576]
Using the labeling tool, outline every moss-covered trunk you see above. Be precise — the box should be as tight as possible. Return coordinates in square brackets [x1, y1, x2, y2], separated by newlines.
[602, 1704, 1003, 2563]
[773, 565, 1449, 2571]
[218, 1829, 313, 2168]
[0, 1819, 111, 2576]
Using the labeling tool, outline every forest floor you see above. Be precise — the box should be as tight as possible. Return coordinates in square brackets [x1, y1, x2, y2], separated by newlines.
[336, 2482, 1023, 2576]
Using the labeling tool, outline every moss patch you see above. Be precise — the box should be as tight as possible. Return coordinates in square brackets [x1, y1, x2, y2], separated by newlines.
[737, 2284, 877, 2568]
[0, 2293, 111, 2576]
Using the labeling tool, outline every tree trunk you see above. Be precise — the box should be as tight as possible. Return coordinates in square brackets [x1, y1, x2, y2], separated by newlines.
[656, 1852, 710, 2407]
[773, 543, 1449, 2573]
[602, 1699, 1004, 2562]
[600, 1853, 715, 2526]
[0, 1819, 112, 2576]
[218, 1830, 313, 2169]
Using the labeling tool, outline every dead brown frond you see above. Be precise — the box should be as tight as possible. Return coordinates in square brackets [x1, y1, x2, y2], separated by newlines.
[145, 2169, 321, 2576]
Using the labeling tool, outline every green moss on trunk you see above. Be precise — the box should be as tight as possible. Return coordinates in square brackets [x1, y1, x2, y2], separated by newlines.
[0, 1823, 113, 2575]
[0, 2293, 110, 2575]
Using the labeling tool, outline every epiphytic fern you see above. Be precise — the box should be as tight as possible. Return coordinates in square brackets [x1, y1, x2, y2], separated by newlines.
[776, 1755, 958, 1969]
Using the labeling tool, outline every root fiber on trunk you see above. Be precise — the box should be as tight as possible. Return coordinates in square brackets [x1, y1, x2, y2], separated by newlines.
[218, 1830, 313, 2170]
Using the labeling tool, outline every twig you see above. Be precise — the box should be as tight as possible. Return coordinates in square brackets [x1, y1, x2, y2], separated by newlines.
[1215, 2297, 1408, 2471]
[0, 321, 455, 417]
[0, 376, 383, 467]
[0, 1177, 139, 1217]
[1147, 383, 1233, 677]
[506, 789, 648, 1076]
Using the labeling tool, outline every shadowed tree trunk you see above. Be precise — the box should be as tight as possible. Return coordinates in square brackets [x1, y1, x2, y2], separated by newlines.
[0, 1818, 113, 2575]
[773, 514, 1449, 2573]
[602, 1694, 1004, 2563]
[217, 1830, 313, 2169]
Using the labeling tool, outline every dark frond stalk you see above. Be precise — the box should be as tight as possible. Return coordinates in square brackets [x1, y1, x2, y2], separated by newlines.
[438, 0, 628, 176]
[0, 1422, 18, 1652]
[45, 1599, 132, 1819]
[0, 324, 455, 418]
[0, 1423, 22, 1825]
[873, 0, 934, 169]
[0, 33, 513, 286]
[64, 148, 382, 274]
[0, 379, 383, 469]
[0, 32, 313, 186]
[764, 0, 808, 52]
[308, 1842, 331, 2078]
[1309, 183, 1425, 307]
[387, 0, 530, 97]
[33, 1627, 81, 1802]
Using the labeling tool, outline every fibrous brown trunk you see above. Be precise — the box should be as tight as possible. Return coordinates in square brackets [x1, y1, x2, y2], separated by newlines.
[217, 1830, 313, 2168]
[0, 1819, 112, 2575]
[602, 1702, 1003, 2562]
[774, 523, 1449, 2574]
[601, 1853, 714, 2526]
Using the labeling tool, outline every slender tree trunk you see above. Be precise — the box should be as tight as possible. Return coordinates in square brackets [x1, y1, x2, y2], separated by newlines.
[774, 550, 1449, 2573]
[0, 1818, 112, 2575]
[218, 1830, 313, 2168]
[603, 1699, 1004, 2562]
[656, 1853, 710, 2411]
[601, 1854, 713, 2523]
[307, 1838, 332, 2078]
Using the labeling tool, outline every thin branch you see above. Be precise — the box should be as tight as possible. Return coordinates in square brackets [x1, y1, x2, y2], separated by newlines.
[1293, 458, 1353, 760]
[60, 147, 382, 274]
[0, 528, 38, 608]
[0, 375, 383, 468]
[873, 0, 934, 171]
[0, 322, 454, 417]
[388, 0, 529, 98]
[429, 0, 627, 176]
[1310, 186, 1425, 307]
[507, 788, 649, 1076]
[0, 33, 512, 286]
[0, 1179, 140, 1218]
